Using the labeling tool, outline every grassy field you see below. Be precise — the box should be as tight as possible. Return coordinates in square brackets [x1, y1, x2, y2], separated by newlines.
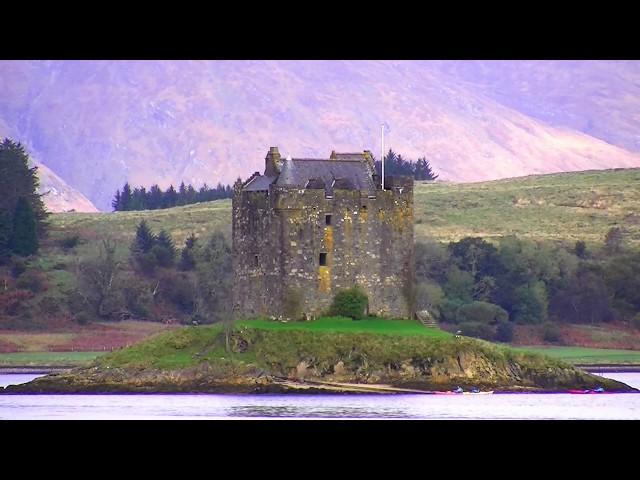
[414, 168, 640, 245]
[0, 351, 105, 366]
[514, 346, 640, 365]
[44, 168, 640, 254]
[238, 317, 452, 338]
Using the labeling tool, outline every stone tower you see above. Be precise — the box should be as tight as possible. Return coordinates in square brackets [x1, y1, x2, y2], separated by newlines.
[232, 147, 414, 319]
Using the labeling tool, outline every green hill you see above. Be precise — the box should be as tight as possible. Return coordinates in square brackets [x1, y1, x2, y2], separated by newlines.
[4, 320, 634, 394]
[48, 168, 640, 252]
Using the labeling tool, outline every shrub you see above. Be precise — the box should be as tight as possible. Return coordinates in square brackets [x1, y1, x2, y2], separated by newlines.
[74, 311, 92, 325]
[574, 240, 587, 259]
[495, 320, 514, 342]
[543, 322, 562, 343]
[458, 321, 495, 341]
[10, 257, 27, 278]
[440, 298, 465, 323]
[330, 287, 368, 320]
[60, 234, 81, 250]
[37, 296, 63, 316]
[160, 271, 195, 314]
[0, 289, 33, 316]
[455, 301, 508, 325]
[15, 269, 48, 293]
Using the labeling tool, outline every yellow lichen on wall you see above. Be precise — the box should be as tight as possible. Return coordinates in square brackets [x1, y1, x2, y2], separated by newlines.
[318, 266, 331, 293]
[360, 207, 368, 223]
[324, 225, 334, 251]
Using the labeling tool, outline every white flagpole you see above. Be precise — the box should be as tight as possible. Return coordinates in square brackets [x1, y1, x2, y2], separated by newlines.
[381, 123, 385, 190]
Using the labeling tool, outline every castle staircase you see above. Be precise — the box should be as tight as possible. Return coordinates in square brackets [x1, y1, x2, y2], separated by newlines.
[416, 311, 439, 328]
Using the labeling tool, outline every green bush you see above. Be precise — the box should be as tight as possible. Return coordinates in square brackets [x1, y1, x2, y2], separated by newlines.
[330, 287, 368, 320]
[10, 257, 27, 278]
[15, 269, 47, 293]
[455, 301, 508, 325]
[543, 322, 562, 343]
[60, 234, 80, 250]
[161, 271, 195, 314]
[458, 321, 495, 341]
[74, 311, 92, 325]
[495, 320, 514, 342]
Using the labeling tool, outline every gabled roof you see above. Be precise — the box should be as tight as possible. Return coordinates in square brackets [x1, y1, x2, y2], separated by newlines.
[243, 151, 377, 196]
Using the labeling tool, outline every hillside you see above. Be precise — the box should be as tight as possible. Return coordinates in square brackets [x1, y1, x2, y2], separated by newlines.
[45, 168, 640, 254]
[1, 60, 639, 210]
[429, 60, 640, 153]
[3, 320, 633, 394]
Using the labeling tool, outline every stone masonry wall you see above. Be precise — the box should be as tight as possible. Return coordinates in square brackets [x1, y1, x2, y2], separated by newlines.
[232, 177, 414, 319]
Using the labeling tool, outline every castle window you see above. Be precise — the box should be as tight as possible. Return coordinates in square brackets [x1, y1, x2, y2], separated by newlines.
[361, 205, 367, 211]
[319, 253, 327, 266]
[254, 255, 259, 267]
[325, 214, 332, 226]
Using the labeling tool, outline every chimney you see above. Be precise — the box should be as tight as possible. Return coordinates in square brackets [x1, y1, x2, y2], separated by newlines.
[265, 146, 282, 176]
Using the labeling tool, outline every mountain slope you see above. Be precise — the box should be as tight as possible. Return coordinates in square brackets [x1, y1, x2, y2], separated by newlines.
[428, 60, 640, 152]
[37, 163, 98, 213]
[1, 60, 639, 210]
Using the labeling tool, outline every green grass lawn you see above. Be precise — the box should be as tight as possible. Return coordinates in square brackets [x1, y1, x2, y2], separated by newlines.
[239, 317, 452, 338]
[514, 346, 640, 364]
[0, 351, 106, 367]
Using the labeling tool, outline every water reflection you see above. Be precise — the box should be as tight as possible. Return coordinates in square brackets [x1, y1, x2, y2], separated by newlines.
[227, 404, 410, 418]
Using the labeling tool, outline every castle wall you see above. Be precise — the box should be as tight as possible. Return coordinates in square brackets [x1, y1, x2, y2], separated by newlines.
[232, 177, 414, 319]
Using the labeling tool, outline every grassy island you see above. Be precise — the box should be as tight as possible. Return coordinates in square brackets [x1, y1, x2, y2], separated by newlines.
[3, 317, 634, 394]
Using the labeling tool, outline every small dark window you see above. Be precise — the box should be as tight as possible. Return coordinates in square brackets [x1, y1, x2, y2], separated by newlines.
[319, 253, 327, 266]
[325, 214, 332, 225]
[254, 255, 259, 267]
[362, 205, 367, 211]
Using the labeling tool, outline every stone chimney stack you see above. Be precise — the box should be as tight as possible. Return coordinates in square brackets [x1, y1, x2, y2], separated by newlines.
[265, 146, 282, 177]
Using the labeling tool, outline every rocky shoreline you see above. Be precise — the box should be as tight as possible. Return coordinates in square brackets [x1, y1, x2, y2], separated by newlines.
[2, 327, 636, 395]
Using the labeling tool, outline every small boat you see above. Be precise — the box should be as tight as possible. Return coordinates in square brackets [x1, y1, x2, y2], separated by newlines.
[462, 391, 494, 395]
[567, 389, 609, 394]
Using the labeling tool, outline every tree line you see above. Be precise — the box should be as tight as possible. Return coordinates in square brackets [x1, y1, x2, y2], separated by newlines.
[0, 139, 48, 260]
[374, 149, 439, 181]
[112, 181, 234, 211]
[415, 228, 640, 342]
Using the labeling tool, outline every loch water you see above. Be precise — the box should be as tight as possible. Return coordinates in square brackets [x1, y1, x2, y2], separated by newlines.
[1, 372, 639, 420]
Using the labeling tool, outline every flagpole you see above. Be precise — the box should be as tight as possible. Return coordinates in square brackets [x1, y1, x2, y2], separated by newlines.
[381, 123, 385, 190]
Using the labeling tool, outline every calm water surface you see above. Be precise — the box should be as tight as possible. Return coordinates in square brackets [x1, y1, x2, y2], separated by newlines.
[1, 372, 639, 419]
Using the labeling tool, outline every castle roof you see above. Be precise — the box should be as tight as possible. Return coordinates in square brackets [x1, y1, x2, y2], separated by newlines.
[244, 150, 377, 196]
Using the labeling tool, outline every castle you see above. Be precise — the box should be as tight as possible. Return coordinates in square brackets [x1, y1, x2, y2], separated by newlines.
[232, 147, 414, 320]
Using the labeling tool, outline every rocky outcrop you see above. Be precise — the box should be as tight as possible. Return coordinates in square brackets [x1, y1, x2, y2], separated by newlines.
[2, 328, 635, 394]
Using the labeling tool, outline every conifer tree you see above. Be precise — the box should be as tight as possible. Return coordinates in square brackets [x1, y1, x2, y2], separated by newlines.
[155, 229, 176, 267]
[163, 185, 178, 209]
[120, 183, 132, 211]
[130, 220, 156, 255]
[0, 138, 48, 237]
[179, 233, 197, 271]
[178, 182, 187, 205]
[112, 189, 121, 211]
[9, 197, 39, 256]
[149, 184, 163, 210]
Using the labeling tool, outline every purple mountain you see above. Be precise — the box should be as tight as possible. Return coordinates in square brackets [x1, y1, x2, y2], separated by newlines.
[1, 60, 639, 211]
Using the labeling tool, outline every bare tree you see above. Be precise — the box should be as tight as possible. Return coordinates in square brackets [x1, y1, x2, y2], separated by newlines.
[77, 238, 122, 317]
